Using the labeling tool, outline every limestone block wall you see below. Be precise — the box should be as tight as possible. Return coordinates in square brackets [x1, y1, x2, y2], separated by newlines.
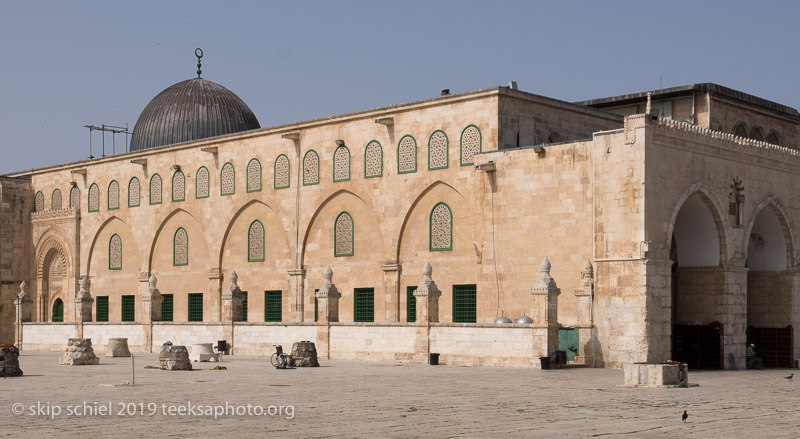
[22, 323, 77, 350]
[498, 90, 622, 149]
[234, 323, 317, 355]
[429, 324, 534, 367]
[747, 271, 794, 327]
[329, 324, 418, 362]
[152, 323, 225, 347]
[82, 323, 148, 352]
[0, 177, 32, 343]
[674, 267, 726, 325]
[708, 98, 799, 148]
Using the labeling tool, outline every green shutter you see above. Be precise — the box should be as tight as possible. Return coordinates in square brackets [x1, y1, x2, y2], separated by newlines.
[161, 294, 173, 322]
[242, 291, 248, 322]
[407, 286, 417, 323]
[354, 288, 374, 323]
[264, 290, 282, 322]
[453, 284, 477, 323]
[188, 293, 203, 322]
[96, 296, 109, 322]
[121, 295, 135, 322]
[52, 299, 64, 322]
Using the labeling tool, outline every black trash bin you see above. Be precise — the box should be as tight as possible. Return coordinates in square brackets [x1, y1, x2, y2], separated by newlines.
[539, 356, 550, 370]
[429, 353, 440, 365]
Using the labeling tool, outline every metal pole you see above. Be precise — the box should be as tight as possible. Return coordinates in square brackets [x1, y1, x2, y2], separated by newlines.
[131, 354, 135, 386]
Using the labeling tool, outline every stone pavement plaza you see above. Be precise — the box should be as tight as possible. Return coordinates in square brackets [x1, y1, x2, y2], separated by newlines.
[2, 351, 799, 438]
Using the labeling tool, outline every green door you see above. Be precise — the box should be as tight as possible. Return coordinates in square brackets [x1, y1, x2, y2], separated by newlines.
[558, 327, 579, 362]
[52, 299, 64, 322]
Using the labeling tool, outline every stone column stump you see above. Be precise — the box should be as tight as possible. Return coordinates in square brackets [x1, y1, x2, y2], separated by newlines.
[159, 345, 192, 370]
[60, 338, 100, 366]
[189, 343, 218, 362]
[290, 341, 320, 367]
[105, 338, 132, 357]
[0, 345, 23, 377]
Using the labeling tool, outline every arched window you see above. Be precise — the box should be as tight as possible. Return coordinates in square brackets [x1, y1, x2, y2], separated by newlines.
[398, 135, 417, 174]
[196, 167, 209, 199]
[546, 131, 562, 144]
[333, 145, 350, 182]
[460, 125, 482, 166]
[34, 191, 44, 212]
[364, 140, 382, 178]
[149, 174, 162, 205]
[109, 234, 122, 270]
[247, 158, 261, 192]
[334, 212, 354, 257]
[303, 150, 319, 185]
[428, 130, 449, 170]
[128, 177, 140, 207]
[173, 227, 188, 266]
[221, 162, 235, 195]
[69, 186, 80, 210]
[248, 220, 265, 262]
[51, 189, 62, 210]
[274, 154, 290, 189]
[767, 130, 781, 146]
[750, 126, 765, 142]
[430, 202, 452, 251]
[52, 298, 64, 322]
[172, 170, 185, 202]
[733, 122, 748, 138]
[108, 180, 120, 210]
[88, 183, 100, 212]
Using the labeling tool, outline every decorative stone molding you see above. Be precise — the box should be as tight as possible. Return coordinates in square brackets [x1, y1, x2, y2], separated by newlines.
[287, 268, 306, 276]
[413, 261, 442, 324]
[15, 281, 33, 323]
[574, 260, 594, 325]
[31, 208, 79, 222]
[531, 257, 560, 358]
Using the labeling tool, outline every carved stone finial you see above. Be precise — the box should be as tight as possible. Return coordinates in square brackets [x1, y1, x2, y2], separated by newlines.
[19, 281, 28, 298]
[645, 92, 652, 115]
[230, 270, 238, 283]
[149, 273, 157, 288]
[324, 266, 333, 280]
[540, 257, 551, 273]
[79, 276, 89, 292]
[423, 261, 432, 276]
[584, 260, 593, 274]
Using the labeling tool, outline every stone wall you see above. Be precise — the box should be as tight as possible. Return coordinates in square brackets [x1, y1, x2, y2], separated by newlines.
[22, 323, 77, 350]
[234, 323, 317, 355]
[674, 267, 726, 325]
[0, 177, 32, 344]
[429, 324, 534, 367]
[747, 271, 794, 327]
[329, 323, 419, 362]
[82, 323, 148, 352]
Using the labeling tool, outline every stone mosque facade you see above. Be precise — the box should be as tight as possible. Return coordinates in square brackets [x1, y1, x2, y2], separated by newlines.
[2, 62, 799, 368]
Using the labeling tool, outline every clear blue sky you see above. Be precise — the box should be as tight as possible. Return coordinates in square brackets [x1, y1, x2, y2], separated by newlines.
[1, 0, 797, 174]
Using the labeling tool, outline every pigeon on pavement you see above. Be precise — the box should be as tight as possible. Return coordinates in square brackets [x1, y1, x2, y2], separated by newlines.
[682, 410, 688, 423]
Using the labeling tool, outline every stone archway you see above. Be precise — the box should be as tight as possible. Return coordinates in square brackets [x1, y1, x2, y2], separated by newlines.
[37, 239, 69, 322]
[669, 192, 727, 369]
[745, 202, 795, 367]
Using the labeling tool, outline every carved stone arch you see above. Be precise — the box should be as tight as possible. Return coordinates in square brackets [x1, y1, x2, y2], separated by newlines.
[216, 199, 291, 269]
[742, 195, 796, 270]
[664, 180, 730, 265]
[395, 180, 466, 261]
[36, 236, 70, 321]
[299, 189, 380, 266]
[147, 207, 211, 272]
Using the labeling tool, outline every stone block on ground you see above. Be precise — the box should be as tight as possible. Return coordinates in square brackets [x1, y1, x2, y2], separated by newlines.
[189, 343, 219, 362]
[159, 345, 192, 370]
[291, 341, 320, 367]
[105, 338, 132, 357]
[623, 362, 689, 387]
[0, 345, 23, 377]
[60, 338, 100, 366]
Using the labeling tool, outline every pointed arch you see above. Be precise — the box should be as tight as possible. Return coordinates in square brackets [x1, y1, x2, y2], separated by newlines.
[397, 135, 417, 174]
[665, 181, 730, 266]
[69, 186, 80, 210]
[742, 195, 796, 270]
[196, 166, 210, 199]
[173, 227, 189, 266]
[303, 150, 320, 185]
[51, 188, 62, 210]
[333, 145, 351, 182]
[149, 174, 162, 205]
[733, 122, 748, 138]
[107, 180, 120, 210]
[248, 219, 265, 262]
[396, 181, 466, 260]
[172, 169, 186, 201]
[51, 298, 64, 322]
[34, 191, 44, 212]
[428, 130, 449, 170]
[221, 162, 235, 195]
[334, 211, 354, 257]
[364, 140, 383, 178]
[460, 125, 482, 166]
[430, 202, 453, 251]
[88, 183, 100, 212]
[128, 177, 140, 207]
[147, 207, 209, 272]
[749, 126, 765, 142]
[247, 158, 262, 192]
[766, 130, 781, 146]
[274, 154, 290, 189]
[109, 233, 122, 270]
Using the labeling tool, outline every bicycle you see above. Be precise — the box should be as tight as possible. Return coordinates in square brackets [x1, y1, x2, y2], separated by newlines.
[270, 345, 292, 369]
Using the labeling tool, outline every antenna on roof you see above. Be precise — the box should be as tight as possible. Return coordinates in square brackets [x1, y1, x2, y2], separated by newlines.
[195, 48, 203, 79]
[83, 124, 131, 157]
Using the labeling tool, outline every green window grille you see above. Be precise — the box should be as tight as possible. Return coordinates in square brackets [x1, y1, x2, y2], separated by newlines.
[453, 284, 477, 323]
[264, 290, 282, 322]
[407, 286, 417, 323]
[314, 291, 319, 322]
[354, 288, 374, 323]
[188, 293, 203, 322]
[161, 294, 173, 322]
[121, 295, 135, 322]
[52, 299, 64, 322]
[242, 291, 248, 322]
[96, 296, 109, 322]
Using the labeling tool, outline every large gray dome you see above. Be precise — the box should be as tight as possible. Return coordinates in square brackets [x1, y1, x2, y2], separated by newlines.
[129, 78, 260, 151]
